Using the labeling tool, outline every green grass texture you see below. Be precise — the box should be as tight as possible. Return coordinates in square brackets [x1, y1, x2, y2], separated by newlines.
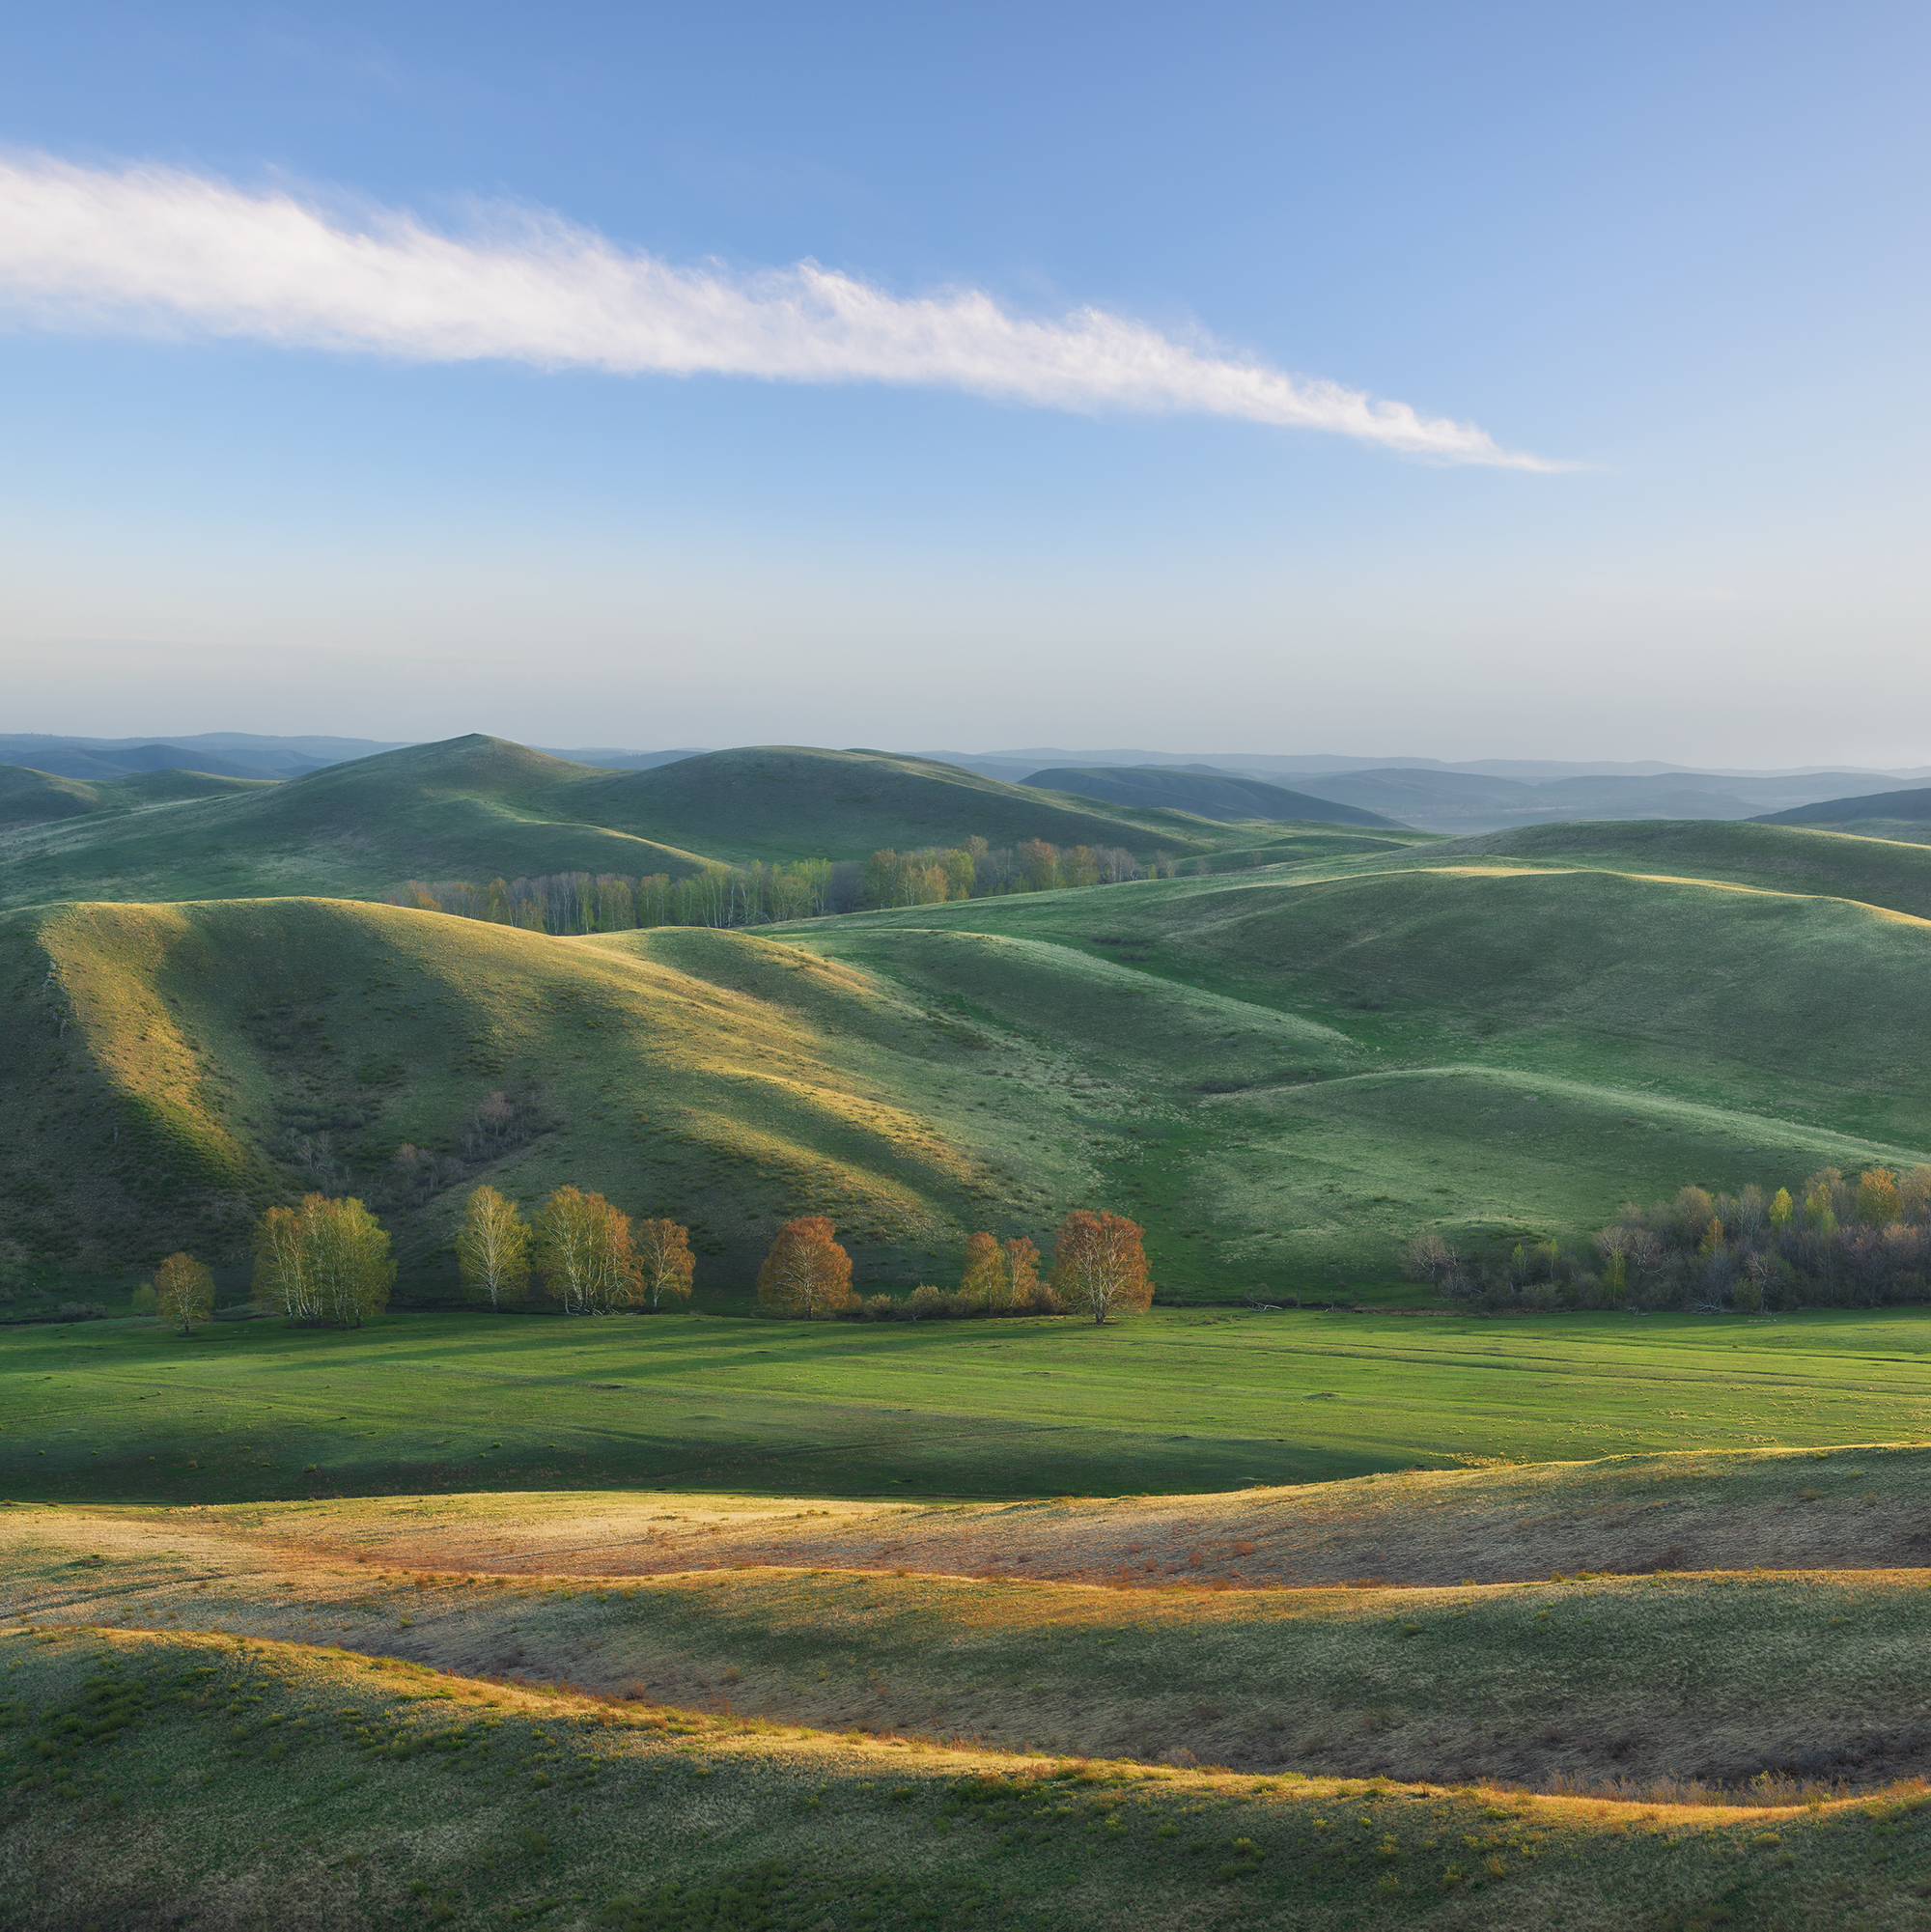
[0, 736, 1330, 912]
[6, 1305, 1931, 1506]
[9, 747, 1931, 1294]
[9, 1622, 1921, 1930]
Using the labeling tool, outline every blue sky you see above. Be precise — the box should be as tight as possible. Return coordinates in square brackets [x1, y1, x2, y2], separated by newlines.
[1, 4, 1925, 762]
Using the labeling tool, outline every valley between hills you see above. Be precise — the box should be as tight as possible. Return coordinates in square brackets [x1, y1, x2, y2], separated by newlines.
[4, 734, 1931, 1929]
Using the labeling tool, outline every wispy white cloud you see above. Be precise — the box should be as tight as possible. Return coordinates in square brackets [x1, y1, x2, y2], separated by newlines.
[0, 154, 1558, 467]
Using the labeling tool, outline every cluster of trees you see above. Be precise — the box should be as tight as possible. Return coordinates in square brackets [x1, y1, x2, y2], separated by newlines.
[143, 1190, 1152, 1333]
[130, 1252, 216, 1332]
[1405, 1163, 1931, 1313]
[455, 1184, 694, 1314]
[389, 862, 836, 934]
[863, 839, 1161, 908]
[388, 836, 1185, 936]
[253, 1194, 396, 1326]
[755, 1209, 1152, 1325]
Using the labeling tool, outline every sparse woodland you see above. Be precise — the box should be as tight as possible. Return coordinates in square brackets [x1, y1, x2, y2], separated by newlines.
[386, 835, 1178, 935]
[155, 1193, 1149, 1331]
[1407, 1163, 1931, 1313]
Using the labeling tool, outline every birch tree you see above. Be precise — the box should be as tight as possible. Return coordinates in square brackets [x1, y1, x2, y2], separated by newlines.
[756, 1218, 855, 1319]
[458, 1186, 531, 1310]
[153, 1252, 214, 1333]
[1049, 1211, 1153, 1325]
[636, 1218, 695, 1310]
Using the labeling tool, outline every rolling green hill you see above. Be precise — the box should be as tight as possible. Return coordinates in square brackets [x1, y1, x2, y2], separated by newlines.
[8, 768, 1931, 1301]
[0, 763, 275, 829]
[0, 738, 712, 911]
[1421, 816, 1931, 917]
[1020, 764, 1404, 828]
[9, 826, 1931, 1299]
[0, 738, 1343, 915]
[553, 745, 1242, 863]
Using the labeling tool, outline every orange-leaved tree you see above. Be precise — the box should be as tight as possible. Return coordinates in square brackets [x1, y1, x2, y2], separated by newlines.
[757, 1217, 855, 1319]
[1049, 1211, 1152, 1325]
[960, 1231, 1002, 1306]
[637, 1218, 696, 1310]
[458, 1186, 531, 1310]
[154, 1251, 215, 1333]
[533, 1186, 641, 1314]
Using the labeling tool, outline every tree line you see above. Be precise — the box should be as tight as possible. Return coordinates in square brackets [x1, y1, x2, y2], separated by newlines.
[385, 836, 1183, 936]
[141, 1191, 1152, 1331]
[1405, 1162, 1931, 1313]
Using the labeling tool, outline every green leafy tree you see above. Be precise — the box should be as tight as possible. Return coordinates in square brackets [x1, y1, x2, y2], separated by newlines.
[1857, 1167, 1901, 1226]
[1001, 1235, 1043, 1311]
[153, 1252, 214, 1333]
[458, 1186, 531, 1310]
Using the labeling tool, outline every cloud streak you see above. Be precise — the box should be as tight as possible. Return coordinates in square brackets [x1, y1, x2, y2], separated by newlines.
[0, 154, 1556, 467]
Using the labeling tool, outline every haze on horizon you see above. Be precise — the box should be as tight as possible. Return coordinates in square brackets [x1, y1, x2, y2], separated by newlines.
[1, 4, 1926, 769]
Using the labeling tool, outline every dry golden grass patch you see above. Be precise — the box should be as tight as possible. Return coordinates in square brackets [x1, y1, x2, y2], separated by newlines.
[10, 1481, 1931, 1795]
[63, 1442, 1929, 1591]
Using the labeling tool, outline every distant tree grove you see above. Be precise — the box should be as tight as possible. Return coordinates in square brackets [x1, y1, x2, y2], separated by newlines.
[385, 837, 1183, 936]
[132, 1193, 1150, 1336]
[1404, 1163, 1931, 1313]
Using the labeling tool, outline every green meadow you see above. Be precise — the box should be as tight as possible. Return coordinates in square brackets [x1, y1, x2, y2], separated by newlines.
[10, 734, 1931, 1923]
[6, 1305, 1931, 1507]
[13, 1621, 1930, 1932]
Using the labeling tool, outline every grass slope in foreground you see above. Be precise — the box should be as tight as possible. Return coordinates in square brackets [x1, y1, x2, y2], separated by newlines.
[8, 1305, 1931, 1504]
[9, 1623, 1925, 1932]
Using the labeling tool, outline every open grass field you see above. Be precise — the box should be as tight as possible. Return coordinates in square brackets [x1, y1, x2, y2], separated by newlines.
[14, 1620, 1931, 1932]
[9, 1481, 1931, 1789]
[7, 1305, 1931, 1506]
[12, 744, 1931, 1923]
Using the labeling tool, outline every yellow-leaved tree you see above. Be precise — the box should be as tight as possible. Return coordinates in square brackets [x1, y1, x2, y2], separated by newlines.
[533, 1187, 640, 1314]
[1000, 1235, 1043, 1311]
[959, 1231, 1001, 1306]
[636, 1218, 695, 1310]
[458, 1186, 531, 1310]
[252, 1196, 394, 1328]
[756, 1218, 855, 1319]
[153, 1252, 215, 1333]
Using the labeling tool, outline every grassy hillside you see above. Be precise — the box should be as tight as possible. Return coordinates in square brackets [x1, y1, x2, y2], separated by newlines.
[0, 738, 711, 911]
[16, 1483, 1931, 1792]
[10, 1621, 1915, 1932]
[779, 845, 1931, 1265]
[1020, 765, 1403, 828]
[0, 738, 1346, 914]
[551, 745, 1244, 864]
[1426, 817, 1931, 918]
[0, 764, 280, 829]
[1, 894, 1090, 1283]
[12, 821, 1931, 1291]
